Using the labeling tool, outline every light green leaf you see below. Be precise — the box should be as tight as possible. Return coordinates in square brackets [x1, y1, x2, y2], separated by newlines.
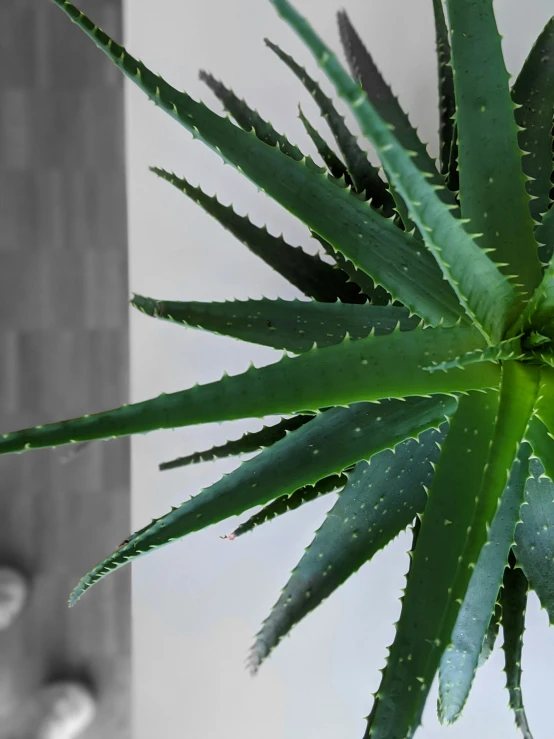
[438, 441, 532, 724]
[531, 365, 554, 437]
[0, 324, 494, 455]
[500, 552, 534, 739]
[249, 426, 445, 672]
[445, 0, 542, 297]
[268, 0, 522, 343]
[69, 396, 457, 605]
[130, 295, 420, 353]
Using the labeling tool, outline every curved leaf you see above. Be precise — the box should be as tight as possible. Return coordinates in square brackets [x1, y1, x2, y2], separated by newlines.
[131, 295, 420, 353]
[69, 396, 457, 605]
[249, 426, 445, 672]
[0, 325, 494, 455]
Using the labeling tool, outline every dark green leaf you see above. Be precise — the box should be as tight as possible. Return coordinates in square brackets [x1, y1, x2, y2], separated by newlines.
[150, 167, 365, 304]
[249, 427, 445, 672]
[227, 472, 348, 539]
[158, 414, 314, 471]
[501, 551, 534, 739]
[131, 294, 420, 353]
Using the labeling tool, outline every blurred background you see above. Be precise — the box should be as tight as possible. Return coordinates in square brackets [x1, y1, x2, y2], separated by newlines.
[0, 1, 129, 737]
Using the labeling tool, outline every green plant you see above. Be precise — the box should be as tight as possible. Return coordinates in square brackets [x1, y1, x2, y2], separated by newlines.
[6, 0, 554, 735]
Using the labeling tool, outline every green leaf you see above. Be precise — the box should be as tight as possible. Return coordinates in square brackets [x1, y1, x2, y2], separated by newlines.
[501, 552, 534, 739]
[336, 10, 450, 198]
[268, 0, 522, 343]
[227, 472, 348, 539]
[431, 0, 455, 176]
[531, 366, 554, 438]
[423, 335, 524, 373]
[524, 414, 554, 481]
[515, 249, 554, 339]
[69, 396, 457, 605]
[438, 441, 532, 724]
[364, 391, 498, 738]
[50, 0, 467, 329]
[198, 69, 304, 161]
[365, 362, 539, 738]
[297, 105, 351, 183]
[336, 8, 446, 232]
[130, 294, 420, 353]
[446, 121, 460, 195]
[445, 0, 542, 298]
[264, 37, 392, 209]
[249, 426, 445, 672]
[514, 456, 554, 624]
[535, 200, 554, 266]
[512, 16, 554, 225]
[478, 601, 502, 668]
[158, 414, 314, 471]
[149, 167, 365, 305]
[309, 230, 392, 306]
[0, 324, 494, 455]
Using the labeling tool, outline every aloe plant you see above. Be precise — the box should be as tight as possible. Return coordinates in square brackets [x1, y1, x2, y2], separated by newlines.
[7, 0, 554, 735]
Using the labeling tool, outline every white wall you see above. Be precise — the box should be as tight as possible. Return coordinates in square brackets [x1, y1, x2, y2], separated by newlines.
[125, 1, 554, 737]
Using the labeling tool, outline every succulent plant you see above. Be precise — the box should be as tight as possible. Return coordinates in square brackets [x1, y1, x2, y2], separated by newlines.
[6, 0, 554, 735]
